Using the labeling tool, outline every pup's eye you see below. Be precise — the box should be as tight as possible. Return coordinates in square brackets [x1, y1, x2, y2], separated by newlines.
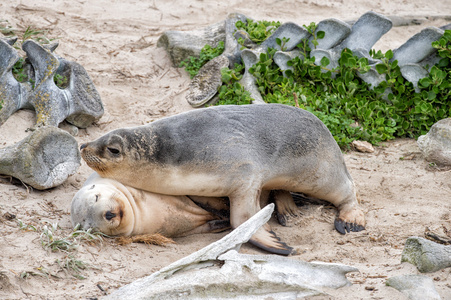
[95, 194, 99, 202]
[107, 147, 120, 155]
[105, 211, 116, 221]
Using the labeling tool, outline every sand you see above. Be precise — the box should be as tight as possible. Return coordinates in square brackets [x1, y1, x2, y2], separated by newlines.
[0, 0, 450, 299]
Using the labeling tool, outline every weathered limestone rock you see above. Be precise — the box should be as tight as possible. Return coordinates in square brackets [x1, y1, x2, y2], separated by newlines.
[337, 11, 393, 55]
[186, 55, 229, 107]
[185, 13, 247, 107]
[0, 126, 80, 189]
[417, 118, 451, 166]
[106, 204, 359, 299]
[400, 64, 430, 92]
[157, 21, 226, 67]
[0, 39, 104, 128]
[240, 49, 265, 104]
[257, 22, 309, 52]
[392, 27, 444, 66]
[0, 38, 31, 125]
[386, 275, 441, 300]
[163, 12, 449, 107]
[224, 13, 248, 66]
[401, 236, 451, 273]
[308, 18, 351, 50]
[351, 140, 375, 153]
[274, 50, 302, 76]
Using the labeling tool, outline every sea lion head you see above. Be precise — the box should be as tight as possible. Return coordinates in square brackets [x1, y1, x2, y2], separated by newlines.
[80, 129, 132, 178]
[70, 180, 135, 236]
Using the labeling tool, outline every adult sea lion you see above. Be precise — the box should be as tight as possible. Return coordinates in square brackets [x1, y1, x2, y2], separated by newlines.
[80, 104, 365, 255]
[71, 172, 230, 237]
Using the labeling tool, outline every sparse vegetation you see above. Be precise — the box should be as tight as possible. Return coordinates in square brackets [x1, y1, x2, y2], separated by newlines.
[0, 21, 68, 88]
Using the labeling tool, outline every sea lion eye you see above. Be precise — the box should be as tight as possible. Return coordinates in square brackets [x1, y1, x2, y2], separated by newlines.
[107, 147, 120, 155]
[105, 211, 116, 221]
[95, 194, 99, 202]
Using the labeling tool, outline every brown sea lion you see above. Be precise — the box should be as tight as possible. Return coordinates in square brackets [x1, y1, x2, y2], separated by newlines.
[80, 104, 365, 255]
[70, 172, 230, 237]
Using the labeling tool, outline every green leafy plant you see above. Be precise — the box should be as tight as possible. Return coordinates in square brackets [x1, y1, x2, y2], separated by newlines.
[276, 37, 290, 51]
[56, 255, 91, 280]
[54, 73, 69, 88]
[179, 41, 225, 78]
[40, 222, 105, 253]
[181, 17, 451, 149]
[0, 23, 60, 88]
[215, 63, 253, 105]
[235, 19, 281, 44]
[227, 21, 451, 148]
[16, 218, 37, 231]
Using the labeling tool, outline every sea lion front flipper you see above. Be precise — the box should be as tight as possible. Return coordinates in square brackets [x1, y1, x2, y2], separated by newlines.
[271, 190, 299, 226]
[248, 224, 294, 256]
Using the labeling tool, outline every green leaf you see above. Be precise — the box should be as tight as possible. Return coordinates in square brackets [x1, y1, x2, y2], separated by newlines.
[385, 50, 394, 59]
[320, 56, 330, 67]
[316, 31, 325, 39]
[419, 77, 431, 88]
[375, 64, 388, 74]
[427, 91, 436, 100]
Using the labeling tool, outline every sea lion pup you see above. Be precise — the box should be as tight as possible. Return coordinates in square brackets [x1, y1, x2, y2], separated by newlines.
[70, 172, 230, 237]
[80, 104, 365, 255]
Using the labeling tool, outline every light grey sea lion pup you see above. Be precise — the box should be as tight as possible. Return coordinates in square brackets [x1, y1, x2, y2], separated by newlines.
[80, 104, 365, 255]
[71, 172, 230, 237]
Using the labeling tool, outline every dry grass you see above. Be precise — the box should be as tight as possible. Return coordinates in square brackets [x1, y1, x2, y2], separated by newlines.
[115, 234, 175, 246]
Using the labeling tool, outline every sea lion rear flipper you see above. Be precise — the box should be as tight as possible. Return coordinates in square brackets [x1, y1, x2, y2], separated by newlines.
[206, 219, 231, 233]
[248, 224, 294, 256]
[334, 205, 366, 234]
[334, 219, 365, 234]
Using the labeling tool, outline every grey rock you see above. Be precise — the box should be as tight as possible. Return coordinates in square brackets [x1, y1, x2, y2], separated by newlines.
[234, 29, 257, 49]
[106, 203, 359, 299]
[0, 126, 80, 189]
[0, 39, 104, 128]
[273, 50, 302, 76]
[337, 11, 392, 53]
[236, 22, 310, 104]
[400, 64, 430, 92]
[157, 21, 225, 66]
[239, 49, 265, 104]
[401, 236, 451, 273]
[417, 118, 451, 166]
[258, 22, 310, 52]
[392, 27, 444, 66]
[311, 49, 340, 73]
[386, 274, 441, 300]
[0, 38, 32, 125]
[357, 67, 386, 89]
[186, 55, 229, 107]
[224, 13, 248, 66]
[310, 12, 392, 84]
[309, 18, 351, 50]
[185, 14, 248, 107]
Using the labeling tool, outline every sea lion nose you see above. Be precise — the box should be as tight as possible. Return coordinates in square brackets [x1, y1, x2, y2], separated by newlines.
[105, 211, 116, 220]
[80, 143, 87, 151]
